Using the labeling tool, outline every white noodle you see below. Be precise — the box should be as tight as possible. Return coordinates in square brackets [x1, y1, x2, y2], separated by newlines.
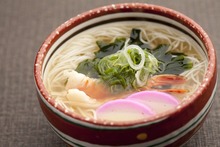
[43, 21, 208, 119]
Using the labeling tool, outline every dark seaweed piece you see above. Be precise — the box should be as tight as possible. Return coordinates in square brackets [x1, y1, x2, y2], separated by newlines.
[95, 38, 125, 58]
[75, 59, 100, 78]
[128, 28, 151, 49]
[151, 44, 193, 75]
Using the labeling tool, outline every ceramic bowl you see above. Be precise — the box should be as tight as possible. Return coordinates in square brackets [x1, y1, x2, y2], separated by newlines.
[34, 3, 217, 147]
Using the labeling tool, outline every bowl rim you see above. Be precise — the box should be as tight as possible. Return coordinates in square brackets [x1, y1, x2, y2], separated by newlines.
[34, 3, 216, 127]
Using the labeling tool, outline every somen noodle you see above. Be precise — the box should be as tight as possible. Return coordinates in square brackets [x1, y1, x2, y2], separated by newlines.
[43, 21, 208, 120]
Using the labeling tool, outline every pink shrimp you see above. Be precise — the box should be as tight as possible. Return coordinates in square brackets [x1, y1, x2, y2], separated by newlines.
[143, 74, 188, 94]
[65, 71, 111, 99]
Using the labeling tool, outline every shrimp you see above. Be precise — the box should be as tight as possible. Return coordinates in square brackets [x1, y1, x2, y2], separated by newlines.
[65, 71, 187, 101]
[66, 89, 101, 107]
[65, 71, 111, 99]
[143, 74, 188, 94]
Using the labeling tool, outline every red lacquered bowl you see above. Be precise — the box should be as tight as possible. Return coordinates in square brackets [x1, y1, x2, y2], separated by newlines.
[34, 3, 217, 147]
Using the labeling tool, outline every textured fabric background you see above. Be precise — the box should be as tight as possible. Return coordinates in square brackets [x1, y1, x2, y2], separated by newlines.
[0, 0, 219, 146]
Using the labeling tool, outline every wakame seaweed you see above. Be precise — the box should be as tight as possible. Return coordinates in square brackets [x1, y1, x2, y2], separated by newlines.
[76, 38, 126, 78]
[150, 44, 193, 75]
[128, 28, 151, 49]
[75, 28, 193, 92]
[95, 38, 126, 58]
[75, 59, 100, 78]
[127, 29, 193, 75]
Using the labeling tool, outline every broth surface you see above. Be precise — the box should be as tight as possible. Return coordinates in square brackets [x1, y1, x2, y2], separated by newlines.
[43, 21, 208, 121]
